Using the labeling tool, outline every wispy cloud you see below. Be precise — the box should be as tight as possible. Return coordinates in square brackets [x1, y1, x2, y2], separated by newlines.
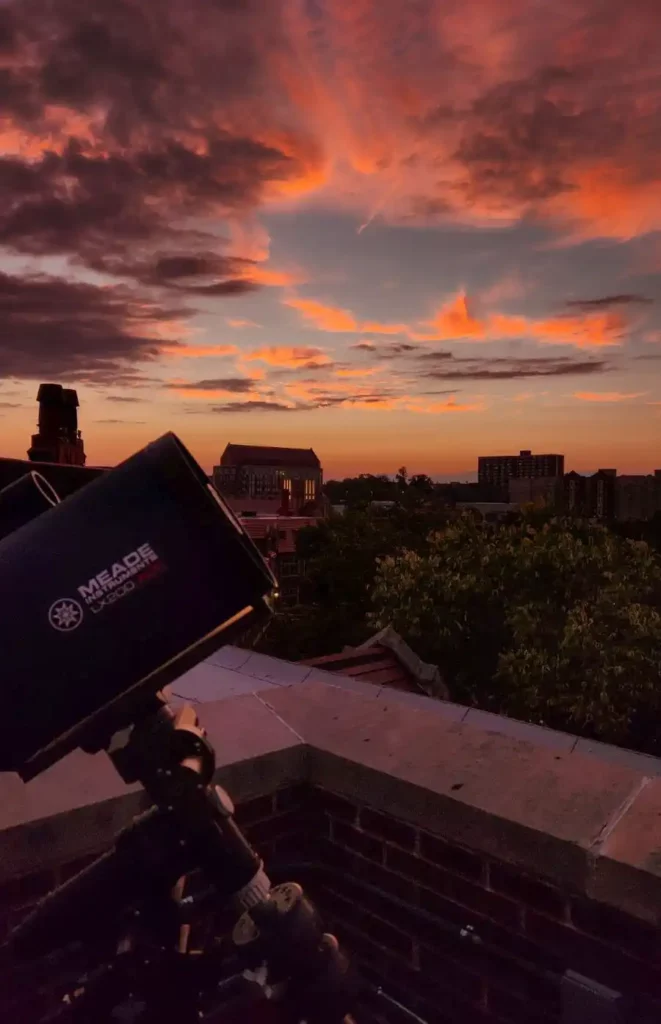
[244, 346, 333, 368]
[162, 344, 238, 359]
[573, 391, 646, 403]
[226, 318, 261, 329]
[566, 294, 652, 311]
[286, 289, 637, 349]
[284, 298, 358, 332]
[419, 354, 611, 380]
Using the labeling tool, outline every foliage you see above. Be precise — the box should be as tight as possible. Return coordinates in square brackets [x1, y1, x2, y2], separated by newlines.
[253, 504, 451, 661]
[370, 513, 661, 752]
[323, 473, 400, 506]
[322, 470, 497, 510]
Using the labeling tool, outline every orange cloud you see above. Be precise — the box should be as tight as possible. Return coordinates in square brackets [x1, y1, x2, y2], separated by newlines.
[240, 265, 304, 287]
[404, 398, 485, 415]
[534, 313, 626, 349]
[426, 292, 486, 340]
[284, 297, 358, 332]
[549, 163, 661, 241]
[162, 344, 238, 358]
[285, 288, 633, 350]
[573, 391, 646, 403]
[245, 346, 332, 367]
[226, 318, 261, 329]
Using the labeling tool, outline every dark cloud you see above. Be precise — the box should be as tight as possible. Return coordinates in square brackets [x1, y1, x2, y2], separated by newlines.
[87, 251, 260, 296]
[455, 67, 582, 205]
[105, 395, 143, 402]
[0, 270, 189, 381]
[419, 353, 611, 380]
[0, 0, 315, 382]
[0, 139, 293, 272]
[169, 377, 255, 393]
[210, 400, 298, 413]
[95, 418, 146, 424]
[566, 294, 652, 310]
[0, 401, 22, 407]
[351, 342, 376, 351]
[453, 56, 661, 213]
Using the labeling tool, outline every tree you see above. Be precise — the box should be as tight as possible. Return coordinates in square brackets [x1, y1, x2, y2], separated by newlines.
[323, 474, 398, 507]
[370, 513, 661, 752]
[253, 504, 451, 661]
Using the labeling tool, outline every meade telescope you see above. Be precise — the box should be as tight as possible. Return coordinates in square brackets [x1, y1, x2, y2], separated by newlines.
[0, 432, 277, 780]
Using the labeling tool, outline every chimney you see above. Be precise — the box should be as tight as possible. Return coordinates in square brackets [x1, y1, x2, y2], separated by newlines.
[28, 384, 87, 466]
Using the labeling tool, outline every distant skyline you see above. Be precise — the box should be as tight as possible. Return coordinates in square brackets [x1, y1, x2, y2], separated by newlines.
[1, 0, 660, 479]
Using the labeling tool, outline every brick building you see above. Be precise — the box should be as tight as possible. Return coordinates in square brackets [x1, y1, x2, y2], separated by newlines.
[616, 472, 661, 521]
[2, 648, 661, 1022]
[562, 470, 617, 521]
[239, 514, 320, 605]
[213, 445, 323, 517]
[478, 451, 564, 501]
[508, 476, 563, 509]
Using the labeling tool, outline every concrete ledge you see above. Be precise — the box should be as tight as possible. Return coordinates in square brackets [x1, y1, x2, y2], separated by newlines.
[262, 683, 649, 896]
[2, 680, 661, 923]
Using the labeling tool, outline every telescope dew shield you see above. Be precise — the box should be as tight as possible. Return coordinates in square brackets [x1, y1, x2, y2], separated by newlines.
[0, 471, 60, 542]
[0, 433, 277, 779]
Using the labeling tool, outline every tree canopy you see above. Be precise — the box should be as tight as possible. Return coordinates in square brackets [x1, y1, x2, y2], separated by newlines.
[370, 513, 661, 752]
[253, 504, 451, 661]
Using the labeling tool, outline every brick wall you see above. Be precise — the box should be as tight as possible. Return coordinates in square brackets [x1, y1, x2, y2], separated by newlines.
[2, 783, 661, 1023]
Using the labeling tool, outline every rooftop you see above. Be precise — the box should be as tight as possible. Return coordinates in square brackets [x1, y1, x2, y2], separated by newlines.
[219, 444, 321, 469]
[3, 647, 661, 1021]
[301, 627, 447, 698]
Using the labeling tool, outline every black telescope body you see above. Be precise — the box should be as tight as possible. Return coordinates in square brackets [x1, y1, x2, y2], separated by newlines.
[0, 470, 60, 542]
[0, 432, 276, 780]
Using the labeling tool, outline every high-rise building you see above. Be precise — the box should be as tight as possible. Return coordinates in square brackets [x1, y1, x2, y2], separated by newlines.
[213, 444, 323, 516]
[27, 384, 86, 466]
[478, 450, 564, 499]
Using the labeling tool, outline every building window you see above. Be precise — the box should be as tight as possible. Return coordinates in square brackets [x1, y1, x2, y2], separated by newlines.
[304, 478, 316, 502]
[278, 555, 300, 578]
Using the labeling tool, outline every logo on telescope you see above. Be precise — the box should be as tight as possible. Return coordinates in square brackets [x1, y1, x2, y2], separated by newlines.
[48, 598, 84, 632]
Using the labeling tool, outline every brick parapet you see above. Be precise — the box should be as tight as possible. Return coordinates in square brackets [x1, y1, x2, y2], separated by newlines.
[2, 680, 661, 1021]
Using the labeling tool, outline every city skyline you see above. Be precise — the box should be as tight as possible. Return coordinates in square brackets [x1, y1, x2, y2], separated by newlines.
[1, 0, 660, 479]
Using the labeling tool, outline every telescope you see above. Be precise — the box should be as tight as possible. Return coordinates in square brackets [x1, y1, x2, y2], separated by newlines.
[0, 434, 357, 1024]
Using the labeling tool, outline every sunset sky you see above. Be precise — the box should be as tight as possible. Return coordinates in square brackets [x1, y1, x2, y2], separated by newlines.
[1, 0, 660, 479]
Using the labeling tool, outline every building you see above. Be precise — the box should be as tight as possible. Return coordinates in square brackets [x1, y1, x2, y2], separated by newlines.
[561, 469, 617, 521]
[478, 450, 564, 500]
[508, 476, 562, 509]
[0, 384, 105, 501]
[300, 625, 448, 698]
[590, 468, 617, 521]
[238, 514, 319, 606]
[28, 383, 86, 466]
[213, 444, 323, 517]
[616, 472, 661, 521]
[562, 470, 589, 517]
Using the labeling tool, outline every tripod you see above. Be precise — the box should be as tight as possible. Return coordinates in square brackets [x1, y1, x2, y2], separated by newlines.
[6, 696, 356, 1024]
